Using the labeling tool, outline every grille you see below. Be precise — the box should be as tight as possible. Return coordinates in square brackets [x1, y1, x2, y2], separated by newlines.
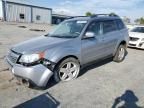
[7, 50, 20, 64]
[129, 43, 136, 46]
[129, 37, 139, 41]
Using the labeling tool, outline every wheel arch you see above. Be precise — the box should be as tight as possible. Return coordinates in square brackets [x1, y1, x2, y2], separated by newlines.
[53, 55, 80, 70]
[113, 40, 127, 56]
[119, 40, 127, 47]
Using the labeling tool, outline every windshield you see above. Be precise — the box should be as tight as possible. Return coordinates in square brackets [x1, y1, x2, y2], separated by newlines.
[47, 20, 87, 38]
[131, 27, 144, 33]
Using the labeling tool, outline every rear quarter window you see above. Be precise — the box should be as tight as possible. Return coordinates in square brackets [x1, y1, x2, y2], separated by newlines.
[116, 19, 125, 30]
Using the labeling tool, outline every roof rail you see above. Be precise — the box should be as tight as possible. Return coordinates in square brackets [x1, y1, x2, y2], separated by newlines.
[91, 14, 119, 18]
[67, 14, 119, 19]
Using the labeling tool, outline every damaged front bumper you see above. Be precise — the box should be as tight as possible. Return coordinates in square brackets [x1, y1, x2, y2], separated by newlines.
[5, 56, 53, 87]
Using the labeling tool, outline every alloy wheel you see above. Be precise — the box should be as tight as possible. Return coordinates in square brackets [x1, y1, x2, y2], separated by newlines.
[59, 62, 80, 81]
[118, 47, 125, 60]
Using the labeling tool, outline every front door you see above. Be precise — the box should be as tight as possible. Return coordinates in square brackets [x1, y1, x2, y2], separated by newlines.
[81, 21, 106, 64]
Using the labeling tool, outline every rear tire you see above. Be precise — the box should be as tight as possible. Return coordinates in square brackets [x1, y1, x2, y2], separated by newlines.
[113, 44, 126, 62]
[53, 57, 80, 83]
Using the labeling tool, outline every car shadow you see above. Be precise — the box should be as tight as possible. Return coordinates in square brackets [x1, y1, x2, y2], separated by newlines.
[45, 78, 58, 89]
[41, 58, 113, 90]
[112, 90, 144, 108]
[13, 92, 60, 108]
[79, 57, 113, 77]
[34, 51, 129, 90]
[79, 49, 128, 78]
[32, 58, 113, 90]
[128, 47, 144, 51]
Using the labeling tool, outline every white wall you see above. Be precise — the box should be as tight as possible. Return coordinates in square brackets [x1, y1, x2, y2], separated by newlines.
[6, 3, 31, 23]
[32, 8, 51, 24]
[0, 0, 3, 19]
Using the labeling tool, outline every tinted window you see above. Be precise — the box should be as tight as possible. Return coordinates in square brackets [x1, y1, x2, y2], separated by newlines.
[86, 22, 101, 35]
[116, 19, 125, 30]
[103, 20, 117, 34]
[131, 27, 144, 33]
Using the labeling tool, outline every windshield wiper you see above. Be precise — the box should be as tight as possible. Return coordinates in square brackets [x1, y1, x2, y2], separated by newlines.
[49, 35, 64, 38]
[44, 34, 61, 38]
[48, 35, 77, 38]
[44, 34, 49, 37]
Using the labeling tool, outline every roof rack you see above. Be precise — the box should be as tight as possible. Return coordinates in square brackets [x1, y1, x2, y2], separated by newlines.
[67, 14, 119, 19]
[91, 14, 119, 18]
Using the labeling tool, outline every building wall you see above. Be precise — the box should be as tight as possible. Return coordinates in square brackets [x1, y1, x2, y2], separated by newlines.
[32, 7, 51, 24]
[5, 3, 31, 23]
[0, 0, 3, 20]
[2, 1, 52, 24]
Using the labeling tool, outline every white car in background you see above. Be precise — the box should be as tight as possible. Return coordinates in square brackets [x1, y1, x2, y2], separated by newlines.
[129, 26, 144, 49]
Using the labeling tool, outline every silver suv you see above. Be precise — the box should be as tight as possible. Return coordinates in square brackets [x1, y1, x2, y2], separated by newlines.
[6, 14, 129, 88]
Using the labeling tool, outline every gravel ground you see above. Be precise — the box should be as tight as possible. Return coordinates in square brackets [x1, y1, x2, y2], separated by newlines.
[0, 22, 144, 108]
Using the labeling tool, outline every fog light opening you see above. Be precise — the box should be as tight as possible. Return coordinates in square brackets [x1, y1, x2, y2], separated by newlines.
[139, 42, 144, 47]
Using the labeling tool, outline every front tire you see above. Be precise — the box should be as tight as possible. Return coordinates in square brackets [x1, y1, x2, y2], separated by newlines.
[113, 44, 126, 62]
[54, 57, 80, 83]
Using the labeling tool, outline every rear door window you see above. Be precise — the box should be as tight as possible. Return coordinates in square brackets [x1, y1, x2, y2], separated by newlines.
[103, 20, 117, 34]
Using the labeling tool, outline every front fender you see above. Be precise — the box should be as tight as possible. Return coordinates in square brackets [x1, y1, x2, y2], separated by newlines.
[44, 47, 81, 64]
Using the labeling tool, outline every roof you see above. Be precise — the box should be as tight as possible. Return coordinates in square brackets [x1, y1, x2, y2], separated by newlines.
[67, 15, 120, 21]
[2, 0, 52, 10]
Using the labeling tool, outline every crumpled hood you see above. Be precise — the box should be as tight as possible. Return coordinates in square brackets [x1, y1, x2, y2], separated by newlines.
[11, 36, 72, 54]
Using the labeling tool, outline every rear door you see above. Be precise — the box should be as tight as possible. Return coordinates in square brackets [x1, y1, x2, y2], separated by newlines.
[101, 20, 120, 55]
